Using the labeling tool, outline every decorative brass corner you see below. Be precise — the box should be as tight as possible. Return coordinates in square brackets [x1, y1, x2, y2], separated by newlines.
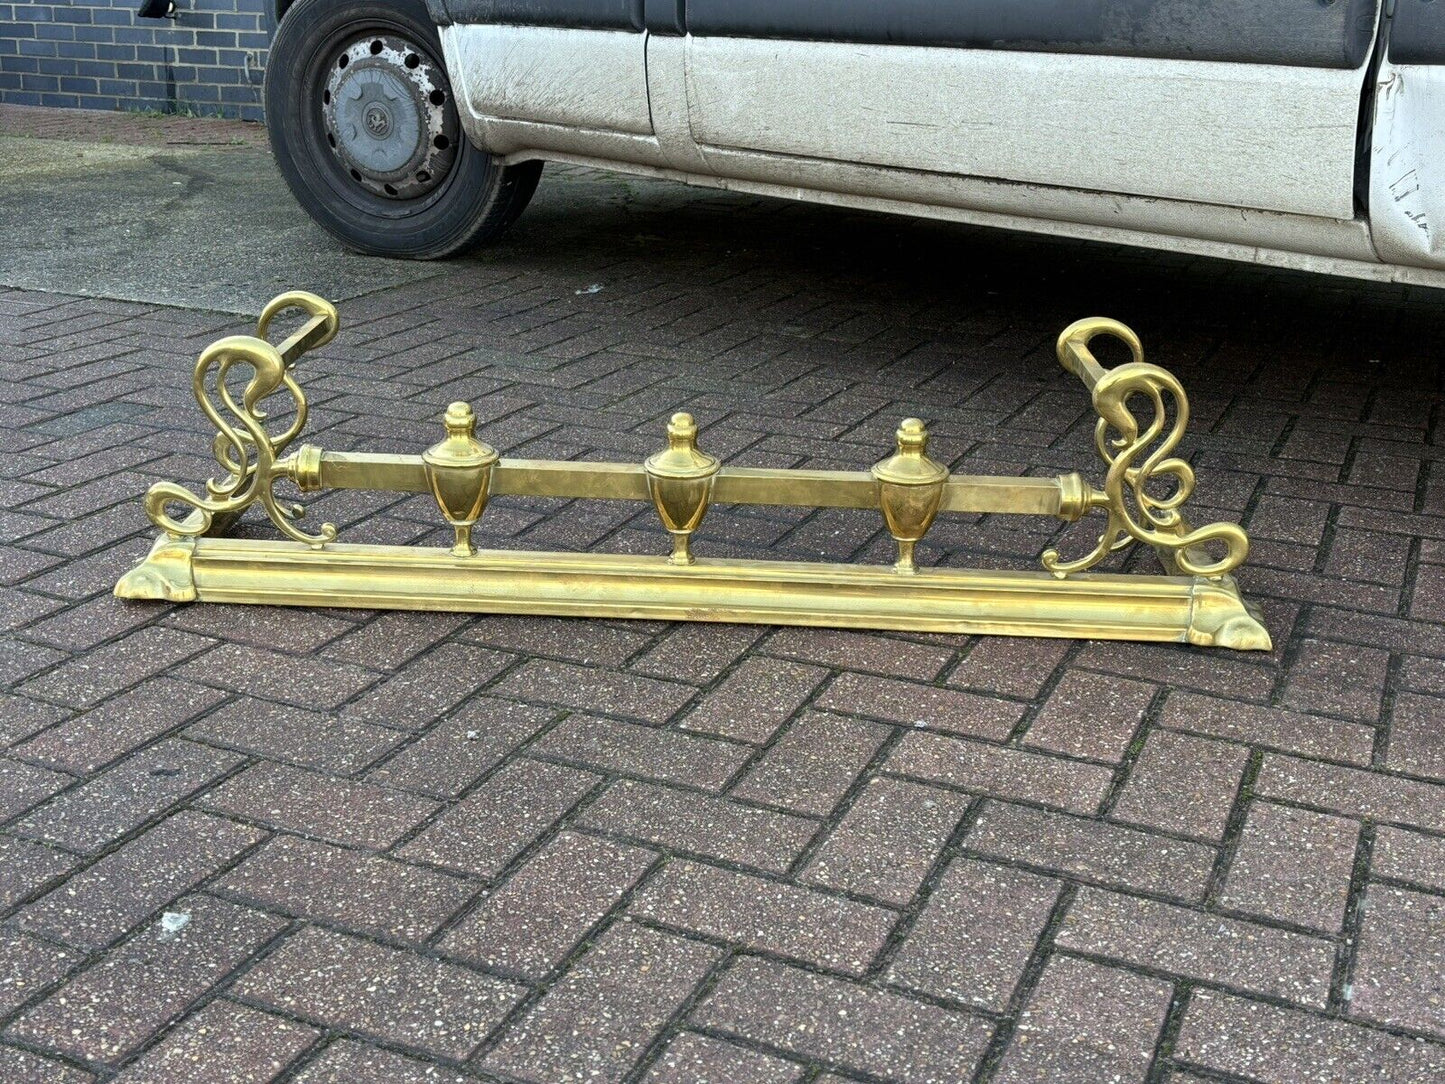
[1186, 577, 1273, 651]
[115, 536, 198, 602]
[115, 294, 1270, 650]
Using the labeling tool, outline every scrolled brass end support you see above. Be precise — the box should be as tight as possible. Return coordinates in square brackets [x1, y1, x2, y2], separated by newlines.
[1056, 316, 1144, 389]
[422, 402, 499, 558]
[138, 295, 339, 550]
[257, 291, 339, 357]
[1044, 318, 1251, 581]
[872, 419, 949, 574]
[645, 413, 719, 566]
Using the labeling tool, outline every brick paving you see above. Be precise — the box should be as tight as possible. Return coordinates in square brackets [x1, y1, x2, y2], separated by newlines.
[0, 104, 266, 149]
[2, 106, 1445, 1083]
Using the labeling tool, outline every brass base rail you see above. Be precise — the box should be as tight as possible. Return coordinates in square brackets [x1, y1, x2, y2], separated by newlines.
[121, 536, 1265, 648]
[115, 292, 1270, 651]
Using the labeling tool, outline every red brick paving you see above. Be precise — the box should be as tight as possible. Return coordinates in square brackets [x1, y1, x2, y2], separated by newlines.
[1, 104, 1444, 1083]
[0, 103, 266, 149]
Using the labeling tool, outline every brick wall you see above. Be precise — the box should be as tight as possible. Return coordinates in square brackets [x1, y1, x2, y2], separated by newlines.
[0, 1, 275, 122]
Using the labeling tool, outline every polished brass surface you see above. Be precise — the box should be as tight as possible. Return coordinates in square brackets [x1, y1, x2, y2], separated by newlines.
[422, 402, 499, 558]
[644, 413, 720, 565]
[127, 535, 1264, 647]
[116, 294, 1270, 651]
[139, 290, 339, 548]
[872, 418, 950, 573]
[286, 456, 1094, 517]
[1046, 318, 1250, 579]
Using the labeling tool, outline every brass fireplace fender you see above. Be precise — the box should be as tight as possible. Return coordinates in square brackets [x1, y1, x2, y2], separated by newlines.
[116, 291, 1270, 651]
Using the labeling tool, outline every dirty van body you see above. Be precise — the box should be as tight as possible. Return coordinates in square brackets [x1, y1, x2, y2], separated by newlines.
[265, 0, 1445, 285]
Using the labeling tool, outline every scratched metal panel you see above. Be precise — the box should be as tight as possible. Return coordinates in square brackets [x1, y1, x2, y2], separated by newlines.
[1368, 63, 1445, 268]
[442, 24, 653, 134]
[686, 37, 1364, 219]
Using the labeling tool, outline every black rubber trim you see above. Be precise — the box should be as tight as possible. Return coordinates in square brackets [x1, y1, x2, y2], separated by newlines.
[684, 0, 1380, 69]
[1390, 0, 1445, 64]
[644, 0, 685, 34]
[441, 0, 643, 31]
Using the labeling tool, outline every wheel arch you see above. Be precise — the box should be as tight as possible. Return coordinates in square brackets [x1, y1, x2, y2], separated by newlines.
[275, 0, 451, 25]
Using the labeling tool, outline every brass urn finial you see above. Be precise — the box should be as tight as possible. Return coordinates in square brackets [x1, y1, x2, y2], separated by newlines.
[443, 401, 473, 436]
[872, 418, 949, 573]
[645, 412, 720, 565]
[422, 401, 499, 558]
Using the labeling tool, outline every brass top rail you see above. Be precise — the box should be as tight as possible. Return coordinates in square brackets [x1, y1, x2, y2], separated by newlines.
[289, 451, 1090, 520]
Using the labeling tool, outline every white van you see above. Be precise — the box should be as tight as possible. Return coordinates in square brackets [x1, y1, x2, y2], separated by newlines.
[265, 0, 1445, 286]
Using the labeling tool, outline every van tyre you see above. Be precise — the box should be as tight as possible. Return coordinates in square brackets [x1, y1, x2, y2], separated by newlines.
[265, 0, 540, 259]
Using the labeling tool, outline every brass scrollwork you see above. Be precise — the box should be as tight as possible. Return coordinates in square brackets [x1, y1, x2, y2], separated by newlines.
[142, 292, 339, 548]
[1042, 318, 1249, 580]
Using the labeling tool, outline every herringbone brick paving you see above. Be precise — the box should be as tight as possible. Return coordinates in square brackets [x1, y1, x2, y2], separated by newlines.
[2, 112, 1445, 1084]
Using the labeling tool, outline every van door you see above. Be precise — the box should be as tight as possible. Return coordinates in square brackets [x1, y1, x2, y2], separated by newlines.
[682, 0, 1380, 220]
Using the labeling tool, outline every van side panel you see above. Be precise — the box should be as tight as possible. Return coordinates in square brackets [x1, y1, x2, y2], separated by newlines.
[686, 38, 1365, 218]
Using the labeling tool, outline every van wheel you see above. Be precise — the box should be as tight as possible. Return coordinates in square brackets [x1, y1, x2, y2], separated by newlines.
[265, 0, 541, 259]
